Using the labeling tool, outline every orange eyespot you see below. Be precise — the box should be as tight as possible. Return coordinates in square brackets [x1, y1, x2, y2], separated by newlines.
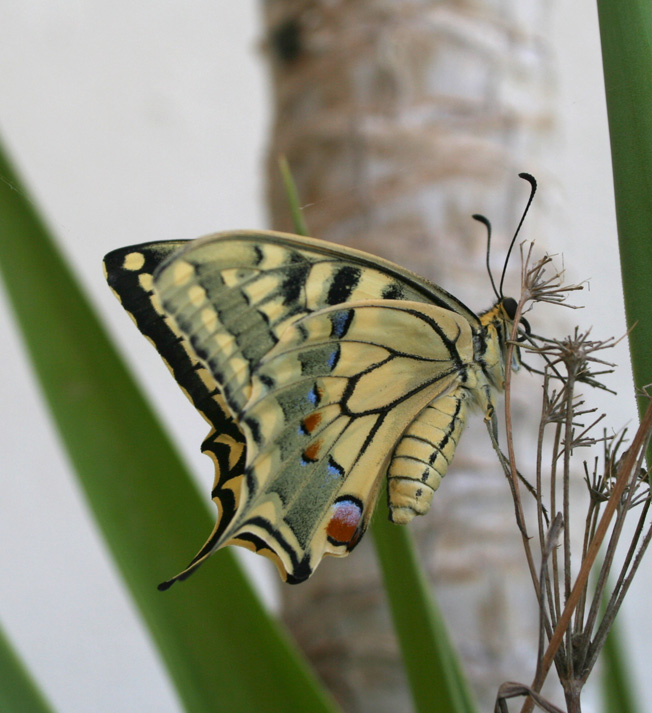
[326, 498, 363, 546]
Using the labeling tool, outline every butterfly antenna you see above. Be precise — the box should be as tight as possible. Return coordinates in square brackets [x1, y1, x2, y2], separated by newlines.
[498, 172, 537, 297]
[473, 213, 500, 301]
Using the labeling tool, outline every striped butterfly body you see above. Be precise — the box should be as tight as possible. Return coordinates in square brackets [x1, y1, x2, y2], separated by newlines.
[104, 230, 522, 585]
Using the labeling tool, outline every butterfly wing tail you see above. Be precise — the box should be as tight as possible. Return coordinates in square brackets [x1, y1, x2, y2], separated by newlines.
[157, 541, 219, 591]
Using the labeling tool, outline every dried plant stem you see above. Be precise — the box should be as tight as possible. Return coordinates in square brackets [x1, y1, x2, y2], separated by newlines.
[519, 400, 652, 713]
[492, 248, 651, 712]
[574, 457, 601, 631]
[562, 375, 574, 682]
[609, 496, 651, 607]
[496, 681, 565, 713]
[537, 378, 559, 634]
[579, 445, 644, 665]
[502, 303, 541, 599]
[550, 423, 563, 630]
[534, 515, 565, 682]
[583, 488, 652, 674]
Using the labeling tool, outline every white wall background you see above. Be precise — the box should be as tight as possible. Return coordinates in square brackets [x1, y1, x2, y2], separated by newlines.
[0, 2, 644, 712]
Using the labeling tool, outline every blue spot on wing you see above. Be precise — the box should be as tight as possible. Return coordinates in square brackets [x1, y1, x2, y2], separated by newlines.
[327, 346, 340, 370]
[327, 456, 345, 478]
[308, 384, 320, 406]
[330, 309, 353, 338]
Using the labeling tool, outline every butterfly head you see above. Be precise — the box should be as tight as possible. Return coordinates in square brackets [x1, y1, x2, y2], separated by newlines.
[478, 296, 530, 389]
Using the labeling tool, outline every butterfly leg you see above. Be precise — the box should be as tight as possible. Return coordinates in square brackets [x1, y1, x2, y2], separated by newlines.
[387, 391, 468, 524]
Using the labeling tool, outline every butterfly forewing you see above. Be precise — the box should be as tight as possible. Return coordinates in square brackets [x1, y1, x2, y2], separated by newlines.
[103, 242, 249, 551]
[105, 230, 514, 584]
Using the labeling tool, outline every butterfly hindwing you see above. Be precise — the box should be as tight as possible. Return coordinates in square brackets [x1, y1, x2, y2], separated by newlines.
[222, 300, 474, 580]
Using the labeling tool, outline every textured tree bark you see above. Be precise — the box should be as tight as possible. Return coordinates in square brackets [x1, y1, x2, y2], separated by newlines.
[262, 1, 555, 710]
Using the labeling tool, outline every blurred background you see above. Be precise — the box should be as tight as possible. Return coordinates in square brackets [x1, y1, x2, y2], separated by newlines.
[0, 2, 643, 711]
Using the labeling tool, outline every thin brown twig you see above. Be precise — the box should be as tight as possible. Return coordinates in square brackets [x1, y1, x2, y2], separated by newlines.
[585, 512, 652, 674]
[549, 423, 562, 631]
[608, 495, 651, 608]
[533, 514, 564, 689]
[537, 373, 558, 633]
[579, 439, 644, 661]
[561, 362, 575, 681]
[502, 296, 540, 598]
[581, 455, 652, 675]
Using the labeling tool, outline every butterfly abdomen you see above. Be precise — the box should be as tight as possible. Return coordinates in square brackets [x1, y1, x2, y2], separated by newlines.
[387, 392, 468, 524]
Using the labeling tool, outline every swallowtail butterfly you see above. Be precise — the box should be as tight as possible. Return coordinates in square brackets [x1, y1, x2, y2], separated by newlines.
[103, 177, 533, 585]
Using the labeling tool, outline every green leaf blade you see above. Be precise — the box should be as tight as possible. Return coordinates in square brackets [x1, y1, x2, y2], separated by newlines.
[372, 501, 478, 713]
[601, 621, 640, 713]
[0, 621, 57, 713]
[597, 0, 652, 409]
[278, 155, 310, 237]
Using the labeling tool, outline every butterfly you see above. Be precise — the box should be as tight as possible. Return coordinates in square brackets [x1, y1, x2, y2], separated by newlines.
[103, 175, 534, 586]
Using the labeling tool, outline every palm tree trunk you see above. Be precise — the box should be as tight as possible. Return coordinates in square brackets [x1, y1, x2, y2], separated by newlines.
[263, 1, 555, 710]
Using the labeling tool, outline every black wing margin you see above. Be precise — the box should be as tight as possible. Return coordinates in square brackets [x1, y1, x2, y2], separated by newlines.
[103, 242, 248, 583]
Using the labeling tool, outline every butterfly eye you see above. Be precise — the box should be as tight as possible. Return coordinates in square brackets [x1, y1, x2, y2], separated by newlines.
[501, 297, 518, 320]
[500, 297, 530, 341]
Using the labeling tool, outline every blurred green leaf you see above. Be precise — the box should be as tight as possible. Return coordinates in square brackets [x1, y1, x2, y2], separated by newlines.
[0, 621, 57, 713]
[372, 501, 478, 713]
[0, 140, 339, 713]
[597, 4, 649, 711]
[597, 0, 652, 414]
[278, 154, 310, 237]
[602, 621, 639, 713]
